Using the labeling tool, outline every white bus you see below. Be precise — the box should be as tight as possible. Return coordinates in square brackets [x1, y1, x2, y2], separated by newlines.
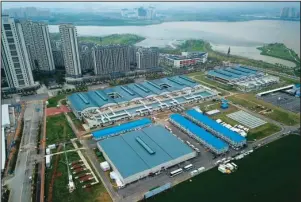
[170, 168, 183, 177]
[184, 164, 193, 171]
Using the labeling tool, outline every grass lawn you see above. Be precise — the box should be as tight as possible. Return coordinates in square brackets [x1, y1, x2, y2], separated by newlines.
[227, 94, 300, 126]
[45, 151, 112, 202]
[46, 114, 75, 145]
[247, 123, 281, 141]
[207, 105, 281, 140]
[47, 94, 66, 108]
[68, 112, 85, 131]
[145, 135, 301, 202]
[188, 72, 234, 94]
[257, 43, 300, 65]
[78, 34, 145, 46]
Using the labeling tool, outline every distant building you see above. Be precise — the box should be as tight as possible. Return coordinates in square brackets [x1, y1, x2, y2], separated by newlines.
[161, 52, 208, 68]
[79, 43, 94, 72]
[146, 7, 156, 20]
[3, 7, 50, 19]
[288, 8, 296, 18]
[280, 7, 299, 18]
[50, 40, 65, 68]
[136, 48, 159, 70]
[128, 45, 139, 65]
[1, 15, 35, 89]
[21, 21, 55, 72]
[138, 7, 147, 19]
[92, 45, 130, 76]
[59, 24, 81, 78]
[121, 8, 129, 17]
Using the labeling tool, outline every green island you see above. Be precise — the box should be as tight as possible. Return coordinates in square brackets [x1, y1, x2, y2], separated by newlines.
[50, 33, 145, 46]
[257, 43, 300, 65]
[78, 34, 145, 46]
[146, 135, 301, 202]
[162, 39, 300, 78]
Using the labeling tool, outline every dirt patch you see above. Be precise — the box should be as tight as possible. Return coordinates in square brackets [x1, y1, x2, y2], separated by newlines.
[96, 192, 112, 202]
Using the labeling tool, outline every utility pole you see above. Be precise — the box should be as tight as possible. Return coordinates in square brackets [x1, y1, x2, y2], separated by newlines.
[227, 47, 231, 57]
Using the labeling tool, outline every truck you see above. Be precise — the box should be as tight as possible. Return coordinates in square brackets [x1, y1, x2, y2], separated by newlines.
[218, 165, 227, 173]
[225, 163, 234, 171]
[231, 162, 238, 169]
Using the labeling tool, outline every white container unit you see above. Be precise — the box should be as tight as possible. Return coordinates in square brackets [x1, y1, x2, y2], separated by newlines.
[100, 161, 110, 171]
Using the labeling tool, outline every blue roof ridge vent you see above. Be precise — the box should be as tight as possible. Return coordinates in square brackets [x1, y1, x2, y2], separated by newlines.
[239, 66, 257, 72]
[224, 69, 242, 75]
[95, 91, 108, 101]
[147, 81, 162, 90]
[234, 67, 250, 74]
[214, 70, 233, 77]
[185, 109, 246, 146]
[167, 77, 184, 86]
[135, 83, 150, 93]
[77, 93, 90, 104]
[136, 136, 156, 155]
[179, 76, 196, 83]
[121, 86, 135, 96]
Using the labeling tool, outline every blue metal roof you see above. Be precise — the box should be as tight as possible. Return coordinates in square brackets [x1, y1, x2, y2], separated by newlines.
[142, 81, 169, 95]
[226, 67, 251, 76]
[126, 83, 155, 98]
[207, 70, 235, 81]
[143, 125, 193, 158]
[169, 114, 228, 152]
[67, 75, 199, 111]
[173, 76, 198, 88]
[234, 66, 257, 74]
[92, 118, 152, 140]
[98, 125, 195, 179]
[67, 93, 98, 111]
[99, 136, 149, 178]
[186, 109, 246, 145]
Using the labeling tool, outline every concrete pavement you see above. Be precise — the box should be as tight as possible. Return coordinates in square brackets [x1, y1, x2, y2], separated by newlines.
[5, 101, 43, 202]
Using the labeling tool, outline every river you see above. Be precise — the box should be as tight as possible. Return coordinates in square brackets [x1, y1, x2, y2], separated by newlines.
[49, 20, 300, 67]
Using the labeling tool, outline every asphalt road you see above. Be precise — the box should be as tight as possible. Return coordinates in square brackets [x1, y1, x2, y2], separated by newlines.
[5, 101, 43, 202]
[2, 94, 48, 105]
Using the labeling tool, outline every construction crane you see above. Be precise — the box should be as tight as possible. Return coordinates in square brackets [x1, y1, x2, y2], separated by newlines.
[62, 125, 75, 193]
[63, 143, 75, 193]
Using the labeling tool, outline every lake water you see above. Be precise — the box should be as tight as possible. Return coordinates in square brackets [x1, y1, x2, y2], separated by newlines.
[49, 20, 300, 67]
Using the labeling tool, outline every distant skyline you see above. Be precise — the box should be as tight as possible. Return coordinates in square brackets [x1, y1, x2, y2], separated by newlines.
[2, 2, 300, 11]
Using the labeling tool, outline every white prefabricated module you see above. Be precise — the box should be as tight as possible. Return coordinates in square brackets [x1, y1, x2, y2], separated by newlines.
[231, 162, 238, 169]
[190, 170, 198, 176]
[46, 155, 51, 168]
[110, 171, 118, 180]
[218, 165, 227, 173]
[46, 148, 51, 155]
[197, 167, 205, 172]
[48, 144, 56, 150]
[216, 119, 222, 123]
[100, 161, 110, 171]
[235, 154, 244, 160]
[239, 131, 247, 137]
[116, 179, 125, 188]
[226, 163, 234, 171]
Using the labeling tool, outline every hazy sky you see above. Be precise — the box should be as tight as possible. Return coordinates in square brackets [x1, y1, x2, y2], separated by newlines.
[2, 2, 300, 11]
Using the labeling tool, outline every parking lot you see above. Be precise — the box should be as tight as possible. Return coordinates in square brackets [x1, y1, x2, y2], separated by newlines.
[260, 92, 300, 113]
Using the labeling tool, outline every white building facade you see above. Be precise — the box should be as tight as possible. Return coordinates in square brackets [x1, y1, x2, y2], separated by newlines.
[59, 24, 81, 78]
[21, 21, 55, 72]
[1, 15, 35, 89]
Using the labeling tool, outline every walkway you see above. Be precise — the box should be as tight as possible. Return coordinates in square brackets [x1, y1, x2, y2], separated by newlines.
[46, 105, 71, 117]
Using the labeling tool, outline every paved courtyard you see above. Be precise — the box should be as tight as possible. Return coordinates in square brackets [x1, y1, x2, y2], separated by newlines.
[259, 92, 300, 113]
